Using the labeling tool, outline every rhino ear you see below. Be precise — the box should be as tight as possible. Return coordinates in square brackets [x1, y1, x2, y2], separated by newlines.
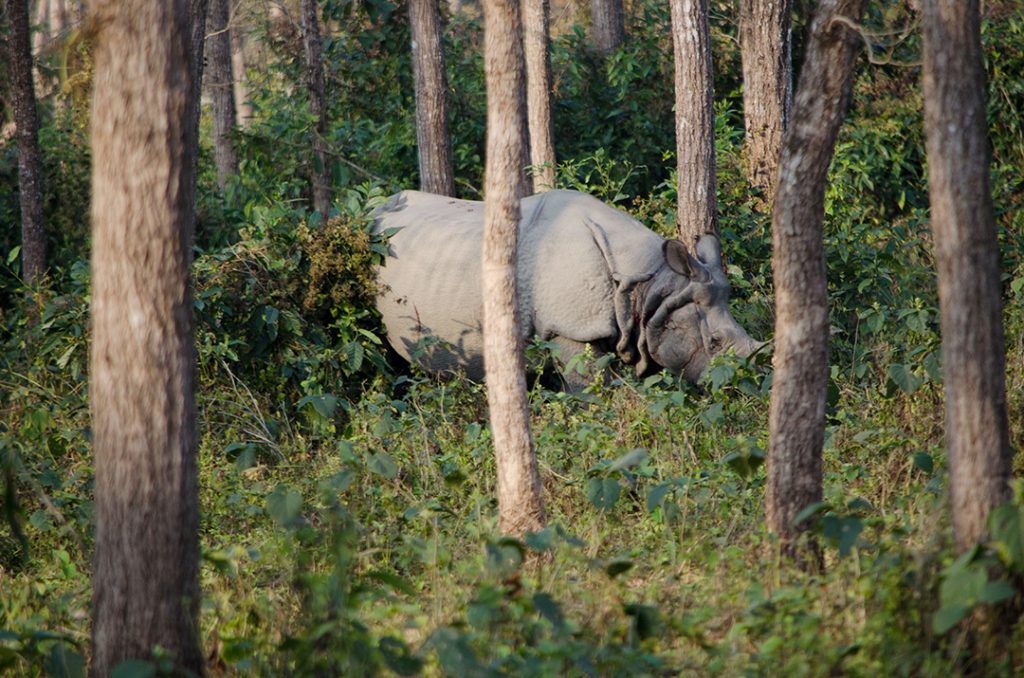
[696, 234, 723, 268]
[664, 239, 708, 282]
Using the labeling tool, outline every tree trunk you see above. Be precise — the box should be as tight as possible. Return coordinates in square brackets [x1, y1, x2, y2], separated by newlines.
[522, 0, 555, 191]
[6, 0, 46, 286]
[922, 0, 1012, 551]
[409, 0, 455, 196]
[766, 0, 865, 566]
[207, 0, 239, 188]
[590, 0, 623, 54]
[232, 29, 253, 125]
[740, 0, 792, 206]
[481, 0, 546, 536]
[88, 0, 202, 674]
[300, 0, 332, 217]
[670, 0, 717, 249]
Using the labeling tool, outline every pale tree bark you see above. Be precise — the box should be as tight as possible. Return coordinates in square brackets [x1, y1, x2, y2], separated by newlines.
[922, 0, 1012, 551]
[522, 0, 555, 191]
[482, 0, 546, 536]
[409, 0, 455, 196]
[231, 29, 253, 125]
[300, 0, 332, 216]
[88, 0, 202, 673]
[590, 0, 623, 54]
[740, 0, 792, 206]
[208, 0, 240, 188]
[7, 0, 47, 286]
[766, 0, 865, 566]
[670, 0, 717, 249]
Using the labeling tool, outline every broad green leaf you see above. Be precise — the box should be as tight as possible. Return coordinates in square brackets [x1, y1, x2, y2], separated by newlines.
[367, 452, 398, 479]
[266, 485, 303, 527]
[379, 636, 422, 676]
[912, 452, 933, 474]
[980, 580, 1017, 604]
[989, 503, 1024, 572]
[533, 592, 567, 631]
[646, 483, 672, 513]
[933, 604, 969, 634]
[887, 363, 923, 395]
[586, 477, 620, 511]
[605, 558, 633, 577]
[110, 661, 157, 678]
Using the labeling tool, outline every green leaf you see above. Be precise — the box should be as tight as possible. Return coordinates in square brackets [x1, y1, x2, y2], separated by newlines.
[367, 452, 398, 479]
[989, 503, 1024, 572]
[29, 509, 53, 532]
[533, 592, 567, 631]
[45, 643, 85, 678]
[912, 452, 933, 474]
[296, 394, 336, 420]
[933, 604, 969, 634]
[7, 245, 21, 266]
[821, 515, 863, 558]
[265, 485, 303, 527]
[939, 566, 987, 608]
[887, 363, 923, 395]
[980, 580, 1017, 604]
[609, 448, 647, 472]
[623, 603, 660, 640]
[586, 477, 620, 511]
[698, 402, 725, 428]
[110, 661, 157, 678]
[605, 558, 633, 577]
[343, 341, 364, 373]
[379, 636, 422, 676]
[524, 527, 554, 552]
[646, 483, 672, 513]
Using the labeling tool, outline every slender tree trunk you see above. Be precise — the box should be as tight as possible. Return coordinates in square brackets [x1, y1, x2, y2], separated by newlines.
[409, 0, 455, 196]
[207, 0, 240, 188]
[7, 0, 47, 286]
[232, 29, 253, 125]
[740, 0, 792, 206]
[590, 0, 623, 54]
[670, 0, 717, 248]
[522, 0, 555, 191]
[481, 0, 546, 536]
[89, 0, 202, 674]
[766, 0, 865, 566]
[922, 0, 1012, 551]
[300, 0, 332, 216]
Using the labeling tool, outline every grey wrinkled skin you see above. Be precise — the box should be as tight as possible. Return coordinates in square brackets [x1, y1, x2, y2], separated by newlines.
[372, 189, 760, 385]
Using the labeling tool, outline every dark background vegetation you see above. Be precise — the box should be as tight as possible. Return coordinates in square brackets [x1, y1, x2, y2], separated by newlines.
[1, 0, 1022, 674]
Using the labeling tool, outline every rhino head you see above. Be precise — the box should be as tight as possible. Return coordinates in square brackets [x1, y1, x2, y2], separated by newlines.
[614, 234, 762, 383]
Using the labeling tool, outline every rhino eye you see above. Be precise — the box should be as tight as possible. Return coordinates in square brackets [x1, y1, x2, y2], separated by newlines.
[708, 336, 722, 351]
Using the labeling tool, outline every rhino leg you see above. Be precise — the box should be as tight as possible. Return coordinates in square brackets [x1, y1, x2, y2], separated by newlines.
[548, 336, 612, 393]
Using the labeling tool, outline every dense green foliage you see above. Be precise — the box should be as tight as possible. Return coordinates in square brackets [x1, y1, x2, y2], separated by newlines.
[1, 0, 1023, 675]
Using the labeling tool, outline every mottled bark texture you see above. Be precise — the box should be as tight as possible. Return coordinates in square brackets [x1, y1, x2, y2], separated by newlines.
[409, 0, 455, 196]
[670, 0, 717, 249]
[590, 0, 623, 54]
[88, 0, 202, 674]
[208, 0, 239, 188]
[6, 0, 47, 286]
[922, 0, 1012, 551]
[766, 0, 865, 565]
[300, 0, 332, 216]
[740, 0, 792, 206]
[482, 0, 546, 536]
[522, 0, 555, 191]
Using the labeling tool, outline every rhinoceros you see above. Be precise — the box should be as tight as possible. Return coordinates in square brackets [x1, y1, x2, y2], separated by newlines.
[372, 189, 760, 385]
